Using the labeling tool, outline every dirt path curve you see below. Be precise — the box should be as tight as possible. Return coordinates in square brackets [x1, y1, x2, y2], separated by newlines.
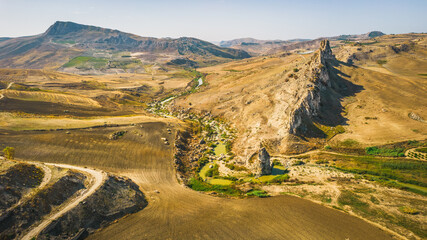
[21, 163, 107, 240]
[4, 161, 52, 214]
[0, 82, 13, 100]
[405, 148, 427, 161]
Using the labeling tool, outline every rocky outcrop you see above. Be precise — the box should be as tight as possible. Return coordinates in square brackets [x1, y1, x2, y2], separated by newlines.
[289, 40, 335, 134]
[252, 148, 272, 176]
[408, 112, 425, 123]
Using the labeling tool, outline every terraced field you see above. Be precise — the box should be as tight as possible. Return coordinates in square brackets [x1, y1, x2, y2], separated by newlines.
[4, 90, 101, 107]
[0, 124, 394, 239]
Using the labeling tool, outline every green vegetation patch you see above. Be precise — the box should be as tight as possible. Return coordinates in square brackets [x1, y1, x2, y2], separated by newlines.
[327, 152, 427, 194]
[199, 161, 212, 180]
[415, 148, 427, 153]
[245, 174, 290, 184]
[399, 206, 419, 215]
[377, 59, 387, 65]
[209, 179, 233, 186]
[214, 142, 227, 156]
[293, 160, 305, 166]
[63, 56, 108, 69]
[365, 146, 405, 157]
[246, 190, 270, 198]
[225, 163, 247, 171]
[205, 164, 219, 178]
[187, 177, 241, 196]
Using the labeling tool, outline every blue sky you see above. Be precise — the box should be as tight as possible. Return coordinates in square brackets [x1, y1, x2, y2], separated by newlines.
[0, 0, 426, 41]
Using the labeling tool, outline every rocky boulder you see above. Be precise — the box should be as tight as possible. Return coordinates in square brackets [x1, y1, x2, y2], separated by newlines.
[256, 148, 272, 176]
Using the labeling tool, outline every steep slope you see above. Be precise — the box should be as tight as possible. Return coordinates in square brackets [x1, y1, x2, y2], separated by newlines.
[219, 38, 309, 55]
[0, 21, 250, 69]
[267, 31, 385, 54]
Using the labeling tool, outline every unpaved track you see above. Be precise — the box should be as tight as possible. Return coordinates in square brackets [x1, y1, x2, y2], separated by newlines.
[0, 82, 13, 100]
[21, 163, 107, 240]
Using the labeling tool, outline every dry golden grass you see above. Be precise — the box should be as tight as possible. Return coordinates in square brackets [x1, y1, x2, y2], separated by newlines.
[4, 90, 101, 107]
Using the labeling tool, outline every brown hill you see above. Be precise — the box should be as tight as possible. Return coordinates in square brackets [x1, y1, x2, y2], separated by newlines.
[0, 21, 250, 69]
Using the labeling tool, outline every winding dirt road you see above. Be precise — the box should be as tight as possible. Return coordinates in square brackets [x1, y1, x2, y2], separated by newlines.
[0, 82, 13, 100]
[22, 163, 107, 240]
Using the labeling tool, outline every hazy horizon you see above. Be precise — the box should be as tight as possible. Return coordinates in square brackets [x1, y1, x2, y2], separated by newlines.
[1, 0, 426, 42]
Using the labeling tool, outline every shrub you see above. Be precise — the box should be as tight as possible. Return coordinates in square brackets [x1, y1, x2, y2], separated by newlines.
[377, 60, 387, 65]
[324, 145, 332, 150]
[293, 68, 299, 72]
[293, 160, 305, 166]
[272, 159, 283, 166]
[225, 141, 232, 153]
[416, 148, 427, 153]
[399, 206, 419, 215]
[247, 190, 270, 198]
[268, 174, 290, 184]
[3, 147, 15, 159]
[338, 190, 368, 208]
[339, 139, 359, 147]
[205, 164, 219, 177]
[198, 157, 209, 169]
[225, 163, 247, 171]
[315, 160, 329, 164]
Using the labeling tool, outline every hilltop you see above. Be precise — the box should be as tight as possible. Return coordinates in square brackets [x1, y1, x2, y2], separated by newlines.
[220, 31, 384, 55]
[0, 21, 250, 70]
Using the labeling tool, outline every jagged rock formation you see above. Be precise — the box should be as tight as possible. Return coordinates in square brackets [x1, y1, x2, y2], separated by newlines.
[289, 40, 335, 134]
[255, 148, 272, 176]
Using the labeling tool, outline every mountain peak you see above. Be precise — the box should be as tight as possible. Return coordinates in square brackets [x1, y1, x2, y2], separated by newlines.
[44, 21, 109, 36]
[319, 39, 334, 60]
[367, 31, 385, 38]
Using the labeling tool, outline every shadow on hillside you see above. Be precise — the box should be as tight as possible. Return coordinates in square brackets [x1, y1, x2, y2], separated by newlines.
[299, 59, 364, 139]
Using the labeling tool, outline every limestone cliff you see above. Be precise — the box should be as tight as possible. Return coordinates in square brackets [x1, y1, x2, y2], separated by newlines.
[289, 40, 335, 134]
[252, 148, 272, 176]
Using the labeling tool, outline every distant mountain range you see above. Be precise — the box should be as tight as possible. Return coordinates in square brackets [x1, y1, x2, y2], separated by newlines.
[0, 21, 251, 69]
[219, 38, 310, 48]
[220, 31, 385, 55]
